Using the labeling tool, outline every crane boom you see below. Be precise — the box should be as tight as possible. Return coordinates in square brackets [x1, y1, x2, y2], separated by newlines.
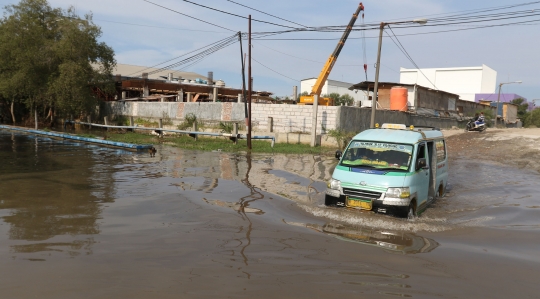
[300, 2, 364, 106]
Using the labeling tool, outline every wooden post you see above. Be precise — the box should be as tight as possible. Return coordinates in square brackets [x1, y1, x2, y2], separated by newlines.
[87, 116, 92, 130]
[104, 116, 109, 132]
[158, 118, 163, 138]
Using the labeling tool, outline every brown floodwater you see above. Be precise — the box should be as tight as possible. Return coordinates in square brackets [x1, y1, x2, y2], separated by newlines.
[0, 130, 539, 298]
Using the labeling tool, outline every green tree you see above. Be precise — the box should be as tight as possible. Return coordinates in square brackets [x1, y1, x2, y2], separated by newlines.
[524, 108, 540, 127]
[325, 93, 340, 105]
[510, 98, 529, 119]
[339, 94, 354, 106]
[0, 0, 115, 124]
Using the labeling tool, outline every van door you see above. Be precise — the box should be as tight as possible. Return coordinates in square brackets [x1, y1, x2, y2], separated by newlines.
[415, 142, 429, 206]
[427, 141, 437, 200]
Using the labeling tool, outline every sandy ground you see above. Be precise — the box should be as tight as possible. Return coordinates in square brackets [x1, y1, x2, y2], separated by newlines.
[442, 128, 540, 173]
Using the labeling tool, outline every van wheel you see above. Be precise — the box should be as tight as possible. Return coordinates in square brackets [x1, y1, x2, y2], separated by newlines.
[406, 202, 416, 220]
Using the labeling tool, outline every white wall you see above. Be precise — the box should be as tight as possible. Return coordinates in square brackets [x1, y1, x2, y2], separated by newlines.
[480, 64, 497, 93]
[400, 65, 498, 102]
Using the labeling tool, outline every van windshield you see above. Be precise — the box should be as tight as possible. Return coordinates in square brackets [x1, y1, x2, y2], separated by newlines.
[340, 141, 413, 171]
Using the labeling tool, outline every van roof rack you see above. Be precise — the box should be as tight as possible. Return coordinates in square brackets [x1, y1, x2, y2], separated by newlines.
[378, 123, 440, 131]
[411, 126, 440, 131]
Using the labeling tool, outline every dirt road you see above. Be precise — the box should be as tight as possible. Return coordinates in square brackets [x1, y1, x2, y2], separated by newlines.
[443, 128, 540, 173]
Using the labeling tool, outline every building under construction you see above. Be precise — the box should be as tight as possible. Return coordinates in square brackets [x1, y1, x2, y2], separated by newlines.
[98, 63, 274, 103]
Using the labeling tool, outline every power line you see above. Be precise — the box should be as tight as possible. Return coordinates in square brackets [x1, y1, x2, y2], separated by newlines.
[226, 0, 308, 28]
[255, 18, 540, 40]
[143, 0, 236, 32]
[93, 19, 229, 33]
[127, 35, 238, 76]
[252, 56, 299, 82]
[179, 0, 298, 29]
[385, 26, 438, 90]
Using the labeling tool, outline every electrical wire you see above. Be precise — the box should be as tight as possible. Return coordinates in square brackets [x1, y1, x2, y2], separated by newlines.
[226, 0, 308, 28]
[251, 57, 299, 82]
[179, 0, 298, 29]
[143, 0, 236, 32]
[385, 25, 438, 90]
[93, 19, 229, 33]
[127, 34, 239, 76]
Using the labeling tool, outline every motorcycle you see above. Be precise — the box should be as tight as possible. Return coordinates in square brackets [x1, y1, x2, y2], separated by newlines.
[465, 119, 486, 132]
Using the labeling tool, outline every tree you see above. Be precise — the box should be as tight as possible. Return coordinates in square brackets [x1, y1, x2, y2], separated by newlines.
[0, 0, 115, 124]
[510, 98, 529, 119]
[523, 108, 540, 127]
[326, 93, 341, 105]
[339, 94, 354, 106]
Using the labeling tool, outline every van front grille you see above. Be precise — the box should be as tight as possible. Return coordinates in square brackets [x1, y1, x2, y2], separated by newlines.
[343, 188, 382, 201]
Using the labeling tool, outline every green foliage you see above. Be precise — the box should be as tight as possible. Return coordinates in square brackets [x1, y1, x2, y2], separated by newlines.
[323, 93, 354, 106]
[105, 132, 336, 155]
[135, 118, 158, 127]
[326, 129, 356, 150]
[476, 108, 494, 127]
[0, 0, 116, 123]
[510, 98, 529, 119]
[524, 108, 540, 127]
[338, 94, 354, 106]
[177, 113, 197, 130]
[219, 122, 234, 133]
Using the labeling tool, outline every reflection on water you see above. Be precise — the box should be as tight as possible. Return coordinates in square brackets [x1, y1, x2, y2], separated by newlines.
[285, 221, 439, 254]
[0, 131, 131, 257]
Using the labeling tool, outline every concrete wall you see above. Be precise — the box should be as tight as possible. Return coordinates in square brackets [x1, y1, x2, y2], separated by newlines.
[337, 107, 459, 133]
[102, 102, 465, 146]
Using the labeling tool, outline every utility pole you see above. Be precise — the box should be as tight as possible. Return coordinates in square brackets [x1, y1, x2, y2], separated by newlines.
[238, 32, 248, 130]
[247, 15, 252, 150]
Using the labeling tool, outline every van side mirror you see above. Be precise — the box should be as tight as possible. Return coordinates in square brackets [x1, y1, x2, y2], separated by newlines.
[335, 150, 342, 160]
[417, 158, 428, 170]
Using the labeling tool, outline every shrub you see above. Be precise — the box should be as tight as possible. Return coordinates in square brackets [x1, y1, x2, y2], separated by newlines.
[326, 129, 356, 150]
[178, 113, 197, 130]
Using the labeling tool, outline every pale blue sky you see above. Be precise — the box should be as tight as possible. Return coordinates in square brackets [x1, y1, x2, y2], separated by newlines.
[1, 0, 539, 101]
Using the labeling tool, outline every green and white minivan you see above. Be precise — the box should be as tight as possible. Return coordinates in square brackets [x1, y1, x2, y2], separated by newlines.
[325, 123, 448, 219]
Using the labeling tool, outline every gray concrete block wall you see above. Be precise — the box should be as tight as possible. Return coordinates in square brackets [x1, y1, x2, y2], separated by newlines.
[102, 102, 461, 137]
[336, 106, 461, 133]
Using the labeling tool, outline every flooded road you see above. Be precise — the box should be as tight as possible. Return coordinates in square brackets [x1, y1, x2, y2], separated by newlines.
[0, 130, 539, 298]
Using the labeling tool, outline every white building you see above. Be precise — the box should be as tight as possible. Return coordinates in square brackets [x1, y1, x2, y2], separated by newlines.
[399, 65, 497, 102]
[301, 78, 365, 106]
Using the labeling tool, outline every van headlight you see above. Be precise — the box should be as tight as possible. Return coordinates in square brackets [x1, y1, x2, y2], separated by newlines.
[327, 178, 341, 190]
[386, 187, 410, 199]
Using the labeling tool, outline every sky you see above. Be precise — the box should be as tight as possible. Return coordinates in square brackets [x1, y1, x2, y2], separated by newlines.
[1, 0, 539, 101]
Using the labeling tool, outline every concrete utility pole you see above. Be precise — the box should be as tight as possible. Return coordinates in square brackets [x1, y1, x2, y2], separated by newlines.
[247, 15, 252, 150]
[370, 19, 427, 128]
[495, 81, 522, 127]
[311, 95, 319, 147]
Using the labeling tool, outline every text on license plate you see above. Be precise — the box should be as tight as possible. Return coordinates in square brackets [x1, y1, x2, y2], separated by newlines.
[347, 197, 372, 210]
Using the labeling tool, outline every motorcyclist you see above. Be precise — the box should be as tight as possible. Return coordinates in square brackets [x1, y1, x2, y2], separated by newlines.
[475, 112, 485, 127]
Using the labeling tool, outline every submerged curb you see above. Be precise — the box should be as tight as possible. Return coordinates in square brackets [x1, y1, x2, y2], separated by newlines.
[0, 125, 153, 150]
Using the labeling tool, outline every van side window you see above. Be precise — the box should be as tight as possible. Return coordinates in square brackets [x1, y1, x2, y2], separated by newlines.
[416, 143, 426, 171]
[436, 140, 446, 163]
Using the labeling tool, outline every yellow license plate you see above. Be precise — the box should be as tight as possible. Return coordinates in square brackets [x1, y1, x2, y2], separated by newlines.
[346, 197, 372, 210]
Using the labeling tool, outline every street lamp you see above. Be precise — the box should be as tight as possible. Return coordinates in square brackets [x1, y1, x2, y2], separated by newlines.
[370, 19, 428, 128]
[495, 80, 522, 127]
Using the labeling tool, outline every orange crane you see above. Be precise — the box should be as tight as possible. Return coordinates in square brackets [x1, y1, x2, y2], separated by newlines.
[299, 2, 364, 106]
